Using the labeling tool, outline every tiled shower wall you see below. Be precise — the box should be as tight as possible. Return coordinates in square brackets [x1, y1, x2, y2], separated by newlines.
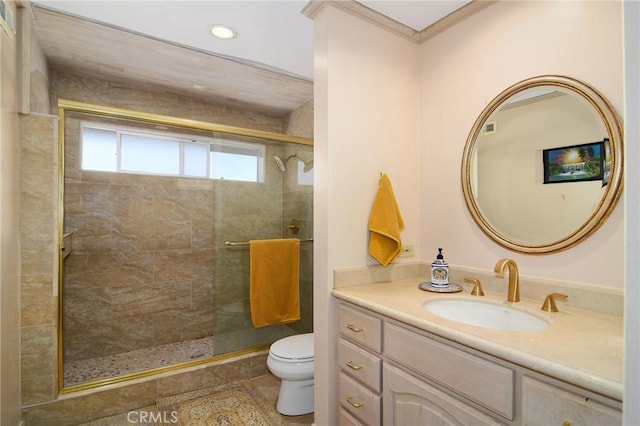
[62, 113, 313, 362]
[282, 145, 314, 335]
[20, 113, 59, 406]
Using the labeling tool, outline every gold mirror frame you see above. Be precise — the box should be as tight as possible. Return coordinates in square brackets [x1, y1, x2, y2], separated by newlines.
[461, 75, 624, 255]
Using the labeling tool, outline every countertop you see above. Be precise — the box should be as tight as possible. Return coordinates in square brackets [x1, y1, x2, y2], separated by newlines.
[332, 277, 623, 401]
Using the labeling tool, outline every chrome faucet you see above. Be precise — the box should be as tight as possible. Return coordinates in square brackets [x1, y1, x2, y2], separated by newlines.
[494, 258, 520, 302]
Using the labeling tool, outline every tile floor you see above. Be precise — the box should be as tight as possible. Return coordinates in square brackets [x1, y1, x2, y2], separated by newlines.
[78, 373, 314, 426]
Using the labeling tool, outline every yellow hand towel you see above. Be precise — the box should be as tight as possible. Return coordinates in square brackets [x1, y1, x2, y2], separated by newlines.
[368, 173, 405, 267]
[249, 238, 301, 328]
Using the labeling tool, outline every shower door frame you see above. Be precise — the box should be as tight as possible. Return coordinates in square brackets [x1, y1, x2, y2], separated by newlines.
[56, 99, 313, 393]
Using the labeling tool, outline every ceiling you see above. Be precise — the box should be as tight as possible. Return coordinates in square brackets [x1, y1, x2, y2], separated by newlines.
[30, 0, 469, 116]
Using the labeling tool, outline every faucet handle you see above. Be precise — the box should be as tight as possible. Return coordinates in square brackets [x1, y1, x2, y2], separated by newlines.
[464, 277, 485, 296]
[541, 293, 569, 312]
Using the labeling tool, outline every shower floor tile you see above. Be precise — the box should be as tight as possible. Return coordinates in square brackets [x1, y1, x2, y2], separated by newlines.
[64, 327, 301, 387]
[64, 336, 215, 387]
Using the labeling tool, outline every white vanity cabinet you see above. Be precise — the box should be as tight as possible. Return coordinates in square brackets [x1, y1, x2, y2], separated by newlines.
[335, 301, 622, 426]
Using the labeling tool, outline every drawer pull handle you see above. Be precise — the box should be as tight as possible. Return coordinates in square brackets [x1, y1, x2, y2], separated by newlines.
[346, 360, 363, 370]
[346, 396, 364, 408]
[562, 422, 571, 426]
[347, 323, 364, 332]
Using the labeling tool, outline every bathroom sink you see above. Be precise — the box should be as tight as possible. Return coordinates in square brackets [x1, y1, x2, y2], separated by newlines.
[423, 299, 548, 331]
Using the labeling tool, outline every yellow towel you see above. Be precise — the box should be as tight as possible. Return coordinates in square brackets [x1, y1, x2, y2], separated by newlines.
[368, 173, 405, 267]
[249, 239, 300, 328]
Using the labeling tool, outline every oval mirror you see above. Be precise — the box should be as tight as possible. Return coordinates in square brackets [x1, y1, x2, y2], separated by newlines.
[461, 75, 623, 254]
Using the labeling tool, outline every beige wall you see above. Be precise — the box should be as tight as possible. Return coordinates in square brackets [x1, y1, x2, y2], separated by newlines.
[419, 1, 623, 288]
[312, 0, 625, 423]
[311, 5, 420, 424]
[0, 0, 23, 424]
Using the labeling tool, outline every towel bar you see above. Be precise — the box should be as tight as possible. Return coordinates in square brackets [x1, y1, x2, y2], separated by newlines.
[224, 238, 313, 247]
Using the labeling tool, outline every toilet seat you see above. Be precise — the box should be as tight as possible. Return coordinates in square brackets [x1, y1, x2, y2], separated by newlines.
[269, 333, 314, 362]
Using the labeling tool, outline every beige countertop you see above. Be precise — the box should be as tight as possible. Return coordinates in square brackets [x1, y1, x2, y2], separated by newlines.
[332, 277, 623, 401]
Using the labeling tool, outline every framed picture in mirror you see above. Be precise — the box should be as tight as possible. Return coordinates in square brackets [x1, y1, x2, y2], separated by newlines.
[543, 140, 605, 184]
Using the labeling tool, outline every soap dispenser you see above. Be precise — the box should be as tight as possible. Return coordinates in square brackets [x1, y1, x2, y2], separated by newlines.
[430, 248, 449, 288]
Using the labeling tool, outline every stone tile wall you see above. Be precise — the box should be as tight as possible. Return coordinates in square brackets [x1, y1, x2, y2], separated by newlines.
[20, 113, 59, 405]
[62, 113, 312, 362]
[281, 143, 314, 335]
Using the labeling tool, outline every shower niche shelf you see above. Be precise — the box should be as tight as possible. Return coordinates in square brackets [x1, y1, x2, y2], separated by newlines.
[62, 231, 74, 259]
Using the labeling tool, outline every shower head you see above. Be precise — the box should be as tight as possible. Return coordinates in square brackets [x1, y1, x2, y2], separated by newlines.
[274, 155, 287, 172]
[273, 153, 314, 173]
[274, 154, 298, 172]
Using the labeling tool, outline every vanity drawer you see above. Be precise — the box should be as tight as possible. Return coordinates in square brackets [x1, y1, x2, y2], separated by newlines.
[338, 304, 382, 353]
[522, 376, 621, 426]
[339, 371, 381, 426]
[338, 338, 382, 392]
[384, 322, 514, 420]
[338, 408, 366, 426]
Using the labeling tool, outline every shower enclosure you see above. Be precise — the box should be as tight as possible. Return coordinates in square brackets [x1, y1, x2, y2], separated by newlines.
[58, 101, 313, 391]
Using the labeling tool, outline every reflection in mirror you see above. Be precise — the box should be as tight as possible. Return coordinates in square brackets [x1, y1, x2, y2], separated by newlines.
[462, 76, 623, 254]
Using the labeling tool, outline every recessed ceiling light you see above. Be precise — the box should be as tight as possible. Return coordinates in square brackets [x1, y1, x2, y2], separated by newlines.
[210, 25, 237, 40]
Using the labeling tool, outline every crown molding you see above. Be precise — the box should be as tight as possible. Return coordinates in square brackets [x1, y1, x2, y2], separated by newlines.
[303, 0, 417, 42]
[303, 0, 497, 44]
[417, 1, 498, 43]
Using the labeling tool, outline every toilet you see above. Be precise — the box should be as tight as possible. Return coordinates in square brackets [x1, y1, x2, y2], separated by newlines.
[267, 333, 314, 415]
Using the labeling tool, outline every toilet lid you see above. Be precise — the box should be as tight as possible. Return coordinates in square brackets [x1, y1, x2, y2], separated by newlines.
[270, 333, 314, 361]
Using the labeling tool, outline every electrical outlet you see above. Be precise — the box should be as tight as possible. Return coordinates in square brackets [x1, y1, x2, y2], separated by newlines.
[400, 244, 415, 258]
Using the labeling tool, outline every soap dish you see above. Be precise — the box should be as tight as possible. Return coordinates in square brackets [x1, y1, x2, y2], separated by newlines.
[418, 282, 463, 293]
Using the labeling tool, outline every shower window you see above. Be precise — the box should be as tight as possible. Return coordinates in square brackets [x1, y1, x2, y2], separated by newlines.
[80, 122, 265, 182]
[210, 140, 266, 182]
[81, 127, 118, 172]
[121, 133, 180, 175]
